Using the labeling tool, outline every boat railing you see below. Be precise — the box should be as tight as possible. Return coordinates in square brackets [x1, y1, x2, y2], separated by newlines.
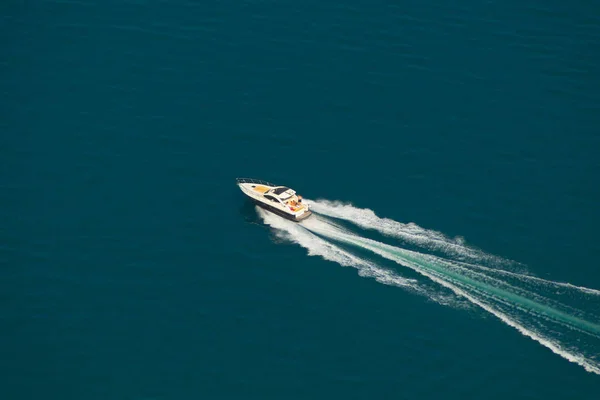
[235, 178, 276, 187]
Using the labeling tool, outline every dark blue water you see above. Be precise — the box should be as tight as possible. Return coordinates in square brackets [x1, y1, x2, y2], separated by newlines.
[2, 0, 600, 398]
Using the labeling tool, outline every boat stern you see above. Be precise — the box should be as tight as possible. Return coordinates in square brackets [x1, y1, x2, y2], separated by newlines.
[294, 209, 312, 222]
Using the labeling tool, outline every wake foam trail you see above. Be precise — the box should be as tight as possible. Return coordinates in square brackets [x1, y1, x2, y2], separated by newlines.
[300, 218, 600, 375]
[306, 199, 515, 267]
[257, 207, 415, 290]
[307, 199, 600, 298]
[257, 208, 467, 308]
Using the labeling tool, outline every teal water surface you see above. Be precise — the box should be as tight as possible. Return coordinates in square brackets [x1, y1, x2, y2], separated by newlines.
[2, 0, 600, 398]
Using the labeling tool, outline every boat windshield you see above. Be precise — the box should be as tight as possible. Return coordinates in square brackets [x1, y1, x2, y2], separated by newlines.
[271, 187, 291, 195]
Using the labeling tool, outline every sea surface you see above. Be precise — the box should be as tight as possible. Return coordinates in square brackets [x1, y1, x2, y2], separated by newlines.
[2, 0, 600, 399]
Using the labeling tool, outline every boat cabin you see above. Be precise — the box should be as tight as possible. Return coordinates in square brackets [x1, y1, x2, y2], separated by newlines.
[269, 186, 295, 200]
[260, 186, 304, 211]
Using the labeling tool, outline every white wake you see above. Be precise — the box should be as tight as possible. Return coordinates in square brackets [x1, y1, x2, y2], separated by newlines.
[306, 199, 516, 266]
[249, 199, 600, 375]
[257, 207, 416, 290]
[257, 208, 465, 308]
[307, 199, 600, 297]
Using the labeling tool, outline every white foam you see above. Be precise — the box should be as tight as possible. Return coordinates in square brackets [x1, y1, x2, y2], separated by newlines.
[307, 199, 600, 299]
[300, 215, 470, 308]
[302, 222, 600, 375]
[306, 199, 513, 266]
[254, 204, 600, 375]
[256, 207, 417, 291]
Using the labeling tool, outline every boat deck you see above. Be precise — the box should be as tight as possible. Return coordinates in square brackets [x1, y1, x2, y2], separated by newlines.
[253, 185, 270, 193]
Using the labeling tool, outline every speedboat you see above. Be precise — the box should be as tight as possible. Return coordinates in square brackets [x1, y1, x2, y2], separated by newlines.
[236, 178, 312, 222]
